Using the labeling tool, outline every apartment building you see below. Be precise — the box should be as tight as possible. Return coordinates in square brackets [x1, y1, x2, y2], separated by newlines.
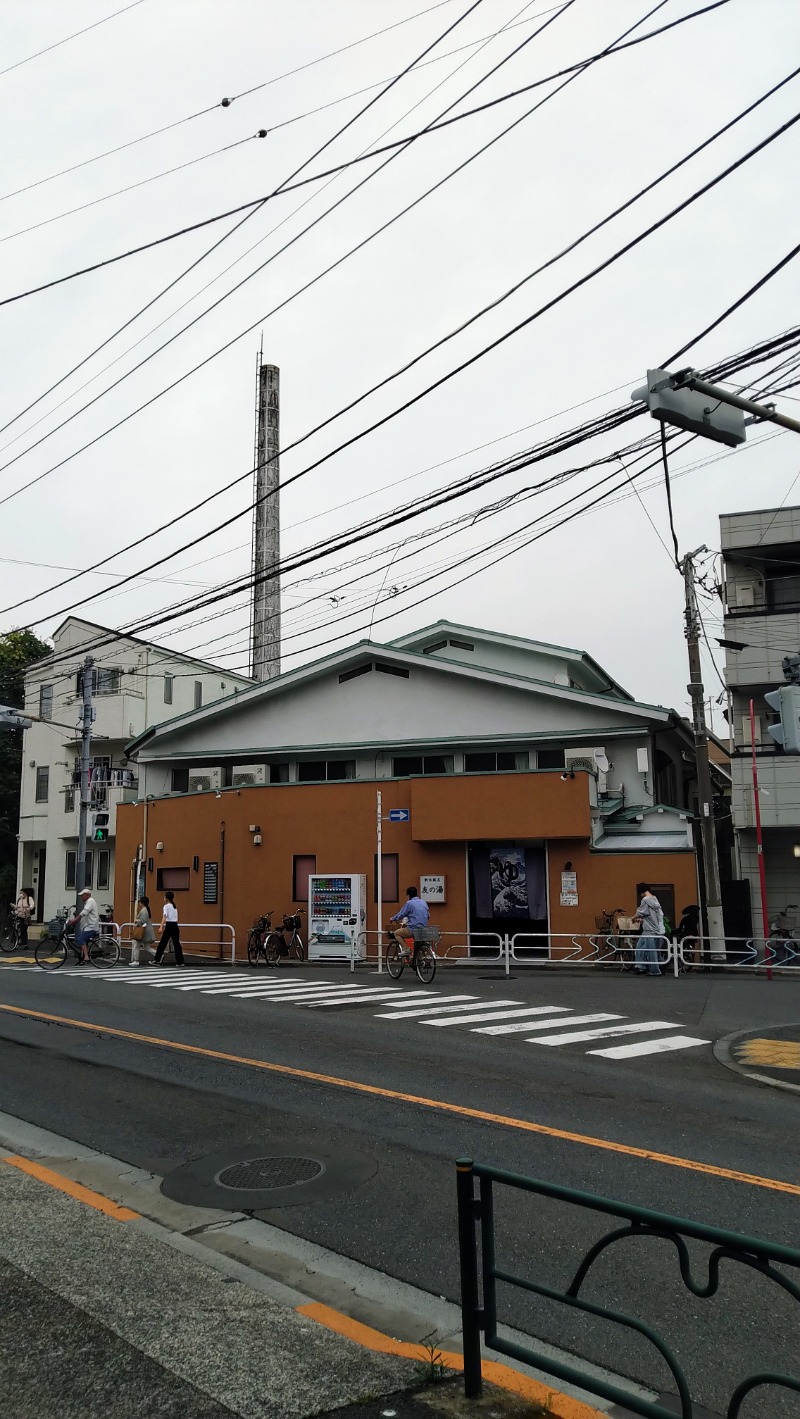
[18, 618, 252, 922]
[721, 505, 800, 927]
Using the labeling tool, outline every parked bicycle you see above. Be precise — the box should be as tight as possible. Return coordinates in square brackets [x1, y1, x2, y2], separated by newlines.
[247, 911, 274, 967]
[264, 909, 305, 964]
[35, 912, 120, 970]
[589, 908, 639, 971]
[386, 924, 439, 984]
[0, 905, 24, 954]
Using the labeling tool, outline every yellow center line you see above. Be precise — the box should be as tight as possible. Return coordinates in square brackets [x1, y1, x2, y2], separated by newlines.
[3, 1154, 139, 1220]
[0, 1001, 797, 1196]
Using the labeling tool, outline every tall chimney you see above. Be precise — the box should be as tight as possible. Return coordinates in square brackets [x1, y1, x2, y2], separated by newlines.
[250, 354, 281, 680]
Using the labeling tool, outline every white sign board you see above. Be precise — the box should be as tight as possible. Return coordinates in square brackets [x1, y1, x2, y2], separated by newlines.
[560, 870, 578, 908]
[420, 874, 446, 904]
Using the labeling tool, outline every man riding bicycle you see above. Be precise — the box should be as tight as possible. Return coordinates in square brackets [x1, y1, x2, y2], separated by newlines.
[387, 886, 430, 961]
[69, 887, 100, 964]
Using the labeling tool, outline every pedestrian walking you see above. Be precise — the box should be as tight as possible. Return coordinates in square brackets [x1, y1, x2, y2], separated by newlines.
[634, 885, 664, 976]
[153, 891, 185, 966]
[130, 894, 156, 966]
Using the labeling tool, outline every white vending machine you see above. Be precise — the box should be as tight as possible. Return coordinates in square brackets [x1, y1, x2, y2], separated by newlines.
[308, 874, 367, 961]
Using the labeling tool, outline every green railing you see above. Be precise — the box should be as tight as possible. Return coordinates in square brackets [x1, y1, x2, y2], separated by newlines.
[456, 1158, 800, 1417]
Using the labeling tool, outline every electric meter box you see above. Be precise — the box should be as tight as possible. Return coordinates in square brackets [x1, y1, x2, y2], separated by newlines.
[308, 874, 367, 961]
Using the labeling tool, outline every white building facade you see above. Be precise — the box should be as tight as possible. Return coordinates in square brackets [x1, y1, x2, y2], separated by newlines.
[721, 505, 800, 925]
[17, 618, 252, 922]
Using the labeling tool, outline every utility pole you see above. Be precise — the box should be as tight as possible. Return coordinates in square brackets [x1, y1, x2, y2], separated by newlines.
[250, 353, 281, 680]
[76, 656, 94, 906]
[682, 550, 725, 961]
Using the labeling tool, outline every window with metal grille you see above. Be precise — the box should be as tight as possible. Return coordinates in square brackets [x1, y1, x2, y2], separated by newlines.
[39, 684, 52, 720]
[35, 766, 49, 802]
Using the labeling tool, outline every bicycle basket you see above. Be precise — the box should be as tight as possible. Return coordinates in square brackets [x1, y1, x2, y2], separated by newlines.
[283, 913, 301, 931]
[47, 917, 66, 938]
[416, 926, 441, 946]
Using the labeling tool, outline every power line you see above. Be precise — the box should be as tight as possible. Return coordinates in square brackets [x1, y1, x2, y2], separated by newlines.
[0, 0, 490, 452]
[0, 0, 737, 583]
[0, 0, 146, 79]
[4, 88, 797, 631]
[663, 237, 800, 368]
[13, 322, 798, 683]
[0, 0, 458, 201]
[0, 0, 584, 518]
[0, 132, 269, 247]
[0, 0, 730, 313]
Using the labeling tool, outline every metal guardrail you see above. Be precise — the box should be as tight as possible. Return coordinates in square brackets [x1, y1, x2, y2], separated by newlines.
[456, 1157, 800, 1417]
[119, 921, 236, 962]
[353, 929, 505, 974]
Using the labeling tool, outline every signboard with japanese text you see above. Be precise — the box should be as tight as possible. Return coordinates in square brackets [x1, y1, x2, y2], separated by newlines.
[420, 874, 446, 904]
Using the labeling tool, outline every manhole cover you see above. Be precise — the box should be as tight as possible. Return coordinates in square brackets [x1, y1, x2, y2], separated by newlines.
[216, 1156, 324, 1190]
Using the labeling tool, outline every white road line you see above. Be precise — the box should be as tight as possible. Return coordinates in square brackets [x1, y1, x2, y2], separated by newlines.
[190, 982, 341, 996]
[305, 989, 432, 1007]
[528, 1020, 678, 1046]
[590, 1035, 710, 1059]
[374, 996, 478, 1017]
[425, 1006, 604, 1028]
[474, 1012, 623, 1035]
[376, 998, 517, 1020]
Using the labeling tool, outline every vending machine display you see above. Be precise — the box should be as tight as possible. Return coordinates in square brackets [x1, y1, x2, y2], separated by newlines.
[308, 874, 367, 961]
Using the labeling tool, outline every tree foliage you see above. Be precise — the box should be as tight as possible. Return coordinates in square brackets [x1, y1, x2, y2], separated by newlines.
[0, 629, 52, 884]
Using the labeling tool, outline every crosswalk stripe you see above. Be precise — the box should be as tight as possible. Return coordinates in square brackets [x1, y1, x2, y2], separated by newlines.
[475, 1012, 622, 1035]
[177, 979, 310, 994]
[305, 989, 430, 1007]
[376, 998, 515, 1020]
[189, 982, 331, 996]
[425, 1005, 600, 1028]
[528, 1020, 678, 1046]
[589, 1035, 710, 1059]
[374, 996, 477, 1018]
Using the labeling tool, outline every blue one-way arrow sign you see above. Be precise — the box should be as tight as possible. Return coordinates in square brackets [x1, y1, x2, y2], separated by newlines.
[389, 808, 409, 822]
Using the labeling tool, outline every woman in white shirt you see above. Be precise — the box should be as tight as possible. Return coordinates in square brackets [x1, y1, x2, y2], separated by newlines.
[153, 891, 185, 966]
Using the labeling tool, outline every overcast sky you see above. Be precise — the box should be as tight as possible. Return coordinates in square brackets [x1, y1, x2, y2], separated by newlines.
[1, 0, 798, 729]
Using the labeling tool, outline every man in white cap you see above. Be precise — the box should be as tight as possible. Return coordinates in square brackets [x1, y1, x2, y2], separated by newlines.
[71, 887, 100, 965]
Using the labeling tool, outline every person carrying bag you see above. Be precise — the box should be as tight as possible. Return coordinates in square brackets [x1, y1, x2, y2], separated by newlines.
[131, 895, 156, 966]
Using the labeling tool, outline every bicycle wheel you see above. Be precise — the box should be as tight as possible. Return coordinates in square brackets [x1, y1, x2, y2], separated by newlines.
[265, 933, 283, 965]
[35, 936, 67, 970]
[90, 934, 120, 967]
[289, 933, 305, 961]
[247, 930, 264, 967]
[414, 945, 436, 984]
[386, 941, 405, 979]
[0, 924, 18, 954]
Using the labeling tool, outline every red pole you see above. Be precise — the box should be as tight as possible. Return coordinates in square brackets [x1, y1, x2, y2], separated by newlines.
[750, 697, 772, 981]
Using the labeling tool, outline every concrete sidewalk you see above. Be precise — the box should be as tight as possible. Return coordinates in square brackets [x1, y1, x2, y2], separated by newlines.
[0, 1153, 594, 1419]
[0, 1159, 420, 1419]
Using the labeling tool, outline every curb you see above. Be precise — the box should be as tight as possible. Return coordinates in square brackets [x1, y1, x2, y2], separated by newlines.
[713, 1024, 800, 1096]
[0, 1142, 607, 1419]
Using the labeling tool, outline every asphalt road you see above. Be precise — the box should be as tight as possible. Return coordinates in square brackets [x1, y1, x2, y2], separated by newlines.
[1, 959, 798, 1418]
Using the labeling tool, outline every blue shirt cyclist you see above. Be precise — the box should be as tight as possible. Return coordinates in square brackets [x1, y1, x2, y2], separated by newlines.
[389, 887, 430, 934]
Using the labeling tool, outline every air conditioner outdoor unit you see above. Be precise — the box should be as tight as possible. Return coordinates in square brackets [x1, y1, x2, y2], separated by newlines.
[564, 747, 607, 793]
[231, 763, 267, 788]
[188, 767, 222, 794]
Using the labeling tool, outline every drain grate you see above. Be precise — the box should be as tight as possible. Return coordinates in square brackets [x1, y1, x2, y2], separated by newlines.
[215, 1156, 323, 1191]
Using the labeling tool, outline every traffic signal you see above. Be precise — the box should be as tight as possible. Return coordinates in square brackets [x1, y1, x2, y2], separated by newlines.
[765, 685, 800, 754]
[92, 811, 109, 842]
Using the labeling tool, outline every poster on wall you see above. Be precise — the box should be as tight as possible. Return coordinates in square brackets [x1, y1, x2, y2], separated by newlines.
[560, 870, 578, 907]
[489, 846, 529, 918]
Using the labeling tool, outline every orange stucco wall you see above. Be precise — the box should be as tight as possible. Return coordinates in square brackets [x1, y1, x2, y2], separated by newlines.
[114, 774, 696, 953]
